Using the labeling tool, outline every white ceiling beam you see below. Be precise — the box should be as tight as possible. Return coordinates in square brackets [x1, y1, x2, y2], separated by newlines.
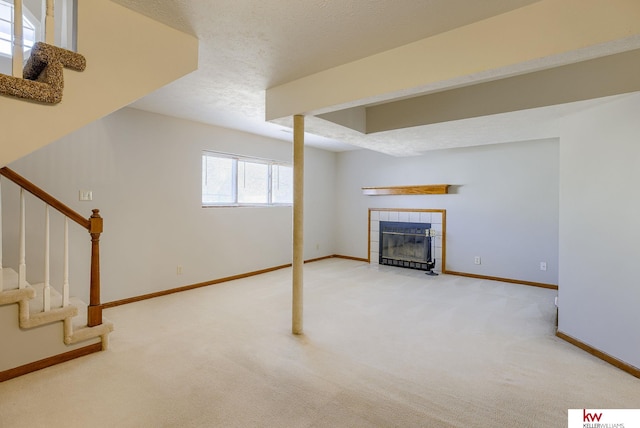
[366, 48, 640, 133]
[265, 0, 640, 121]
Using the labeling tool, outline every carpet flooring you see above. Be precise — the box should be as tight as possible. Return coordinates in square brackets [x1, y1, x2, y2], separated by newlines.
[1, 258, 639, 427]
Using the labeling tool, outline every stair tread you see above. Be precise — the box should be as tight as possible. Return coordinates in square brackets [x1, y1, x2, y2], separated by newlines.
[3, 267, 112, 342]
[69, 296, 88, 329]
[27, 284, 93, 330]
[28, 282, 65, 315]
[1, 267, 20, 291]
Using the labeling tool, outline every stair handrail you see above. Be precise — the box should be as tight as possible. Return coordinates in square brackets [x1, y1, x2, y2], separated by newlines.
[0, 167, 103, 326]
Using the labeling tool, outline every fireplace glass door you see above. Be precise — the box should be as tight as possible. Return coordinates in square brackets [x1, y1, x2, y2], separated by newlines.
[379, 221, 433, 271]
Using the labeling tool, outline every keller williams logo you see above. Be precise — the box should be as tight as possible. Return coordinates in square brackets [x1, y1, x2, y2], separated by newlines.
[583, 409, 603, 422]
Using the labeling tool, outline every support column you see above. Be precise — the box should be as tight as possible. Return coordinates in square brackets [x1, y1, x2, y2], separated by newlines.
[292, 115, 304, 335]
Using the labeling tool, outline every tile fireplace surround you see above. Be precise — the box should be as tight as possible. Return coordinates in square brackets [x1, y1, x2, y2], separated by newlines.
[369, 209, 445, 273]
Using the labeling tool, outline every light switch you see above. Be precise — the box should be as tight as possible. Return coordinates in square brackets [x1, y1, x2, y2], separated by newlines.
[79, 190, 93, 201]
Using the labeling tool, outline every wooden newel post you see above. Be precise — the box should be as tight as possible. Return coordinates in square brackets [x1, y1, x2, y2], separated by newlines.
[88, 209, 103, 327]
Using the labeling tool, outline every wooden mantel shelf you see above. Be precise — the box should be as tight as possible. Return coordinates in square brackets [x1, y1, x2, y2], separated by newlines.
[361, 185, 449, 196]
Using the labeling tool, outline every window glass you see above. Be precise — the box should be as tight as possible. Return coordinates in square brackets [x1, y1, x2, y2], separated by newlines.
[271, 164, 293, 204]
[202, 151, 292, 206]
[0, 3, 10, 21]
[238, 160, 269, 204]
[0, 1, 37, 57]
[202, 155, 235, 204]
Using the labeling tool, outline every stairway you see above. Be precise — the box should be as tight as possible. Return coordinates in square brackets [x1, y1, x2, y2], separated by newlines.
[0, 267, 113, 380]
[0, 1, 197, 380]
[0, 0, 198, 167]
[0, 166, 113, 381]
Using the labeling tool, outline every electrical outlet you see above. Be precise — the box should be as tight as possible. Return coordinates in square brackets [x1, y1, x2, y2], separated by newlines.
[79, 190, 93, 201]
[540, 262, 547, 271]
[474, 256, 481, 265]
[177, 265, 183, 275]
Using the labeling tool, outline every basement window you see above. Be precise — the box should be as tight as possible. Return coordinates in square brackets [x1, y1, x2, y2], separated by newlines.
[202, 151, 293, 207]
[0, 1, 38, 57]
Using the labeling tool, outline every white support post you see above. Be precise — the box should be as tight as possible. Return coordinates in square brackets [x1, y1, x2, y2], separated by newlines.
[292, 115, 304, 335]
[43, 205, 51, 311]
[12, 0, 24, 77]
[43, 0, 55, 45]
[18, 188, 26, 289]
[62, 217, 69, 307]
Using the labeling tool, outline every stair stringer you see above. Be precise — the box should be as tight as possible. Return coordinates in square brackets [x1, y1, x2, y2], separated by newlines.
[0, 0, 199, 166]
[0, 269, 113, 374]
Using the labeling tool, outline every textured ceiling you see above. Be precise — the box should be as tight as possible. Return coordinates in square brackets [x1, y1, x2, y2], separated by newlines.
[110, 0, 637, 155]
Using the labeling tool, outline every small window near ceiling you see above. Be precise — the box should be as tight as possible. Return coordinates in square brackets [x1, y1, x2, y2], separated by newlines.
[202, 151, 293, 207]
[0, 1, 38, 58]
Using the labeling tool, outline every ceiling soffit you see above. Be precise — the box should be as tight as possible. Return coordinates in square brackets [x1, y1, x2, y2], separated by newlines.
[319, 47, 640, 134]
[266, 0, 640, 130]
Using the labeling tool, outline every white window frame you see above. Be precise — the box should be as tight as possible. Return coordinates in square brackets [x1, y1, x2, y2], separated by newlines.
[202, 151, 293, 207]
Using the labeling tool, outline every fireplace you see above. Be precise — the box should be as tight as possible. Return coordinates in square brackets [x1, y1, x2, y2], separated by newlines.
[369, 209, 445, 274]
[379, 221, 436, 272]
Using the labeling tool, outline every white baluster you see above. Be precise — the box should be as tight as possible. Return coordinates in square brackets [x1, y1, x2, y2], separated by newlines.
[62, 217, 69, 307]
[60, 0, 68, 50]
[43, 205, 51, 311]
[43, 0, 55, 45]
[18, 188, 26, 289]
[0, 178, 3, 293]
[12, 0, 24, 77]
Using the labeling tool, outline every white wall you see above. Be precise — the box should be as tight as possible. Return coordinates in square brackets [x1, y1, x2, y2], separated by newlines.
[334, 139, 559, 284]
[558, 92, 640, 369]
[4, 108, 337, 303]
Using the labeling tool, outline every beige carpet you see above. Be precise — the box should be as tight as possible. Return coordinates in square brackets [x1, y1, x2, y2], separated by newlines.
[0, 258, 638, 427]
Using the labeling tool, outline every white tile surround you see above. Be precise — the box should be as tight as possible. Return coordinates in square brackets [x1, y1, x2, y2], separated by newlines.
[369, 209, 444, 273]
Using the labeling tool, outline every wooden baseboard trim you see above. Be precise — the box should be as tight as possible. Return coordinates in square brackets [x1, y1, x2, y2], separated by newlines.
[103, 255, 370, 309]
[556, 331, 640, 379]
[0, 343, 103, 382]
[304, 255, 334, 264]
[103, 263, 293, 308]
[444, 270, 558, 290]
[332, 254, 369, 263]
